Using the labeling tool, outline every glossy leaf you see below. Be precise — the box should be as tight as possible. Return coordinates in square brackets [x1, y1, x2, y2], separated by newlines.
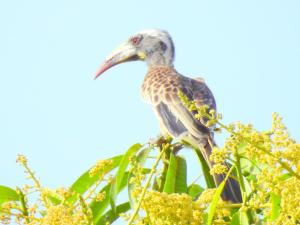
[95, 202, 130, 225]
[206, 167, 234, 225]
[174, 156, 187, 193]
[188, 184, 204, 199]
[163, 154, 187, 194]
[108, 143, 142, 214]
[193, 149, 215, 188]
[45, 190, 63, 205]
[0, 185, 19, 207]
[112, 143, 142, 196]
[91, 172, 129, 224]
[231, 211, 249, 225]
[270, 193, 281, 222]
[242, 175, 252, 198]
[163, 153, 177, 193]
[206, 181, 226, 225]
[69, 155, 123, 204]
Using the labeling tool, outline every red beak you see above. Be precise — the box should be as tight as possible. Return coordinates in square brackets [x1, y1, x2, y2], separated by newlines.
[94, 61, 114, 79]
[94, 43, 138, 80]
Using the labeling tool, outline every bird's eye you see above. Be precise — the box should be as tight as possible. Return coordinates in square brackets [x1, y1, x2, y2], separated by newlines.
[130, 36, 141, 45]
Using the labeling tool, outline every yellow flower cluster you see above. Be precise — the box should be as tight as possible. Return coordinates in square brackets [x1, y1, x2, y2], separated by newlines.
[218, 113, 300, 223]
[210, 164, 228, 175]
[55, 187, 73, 199]
[276, 177, 300, 224]
[89, 159, 113, 177]
[0, 202, 17, 224]
[140, 191, 204, 225]
[128, 156, 145, 199]
[0, 155, 112, 225]
[3, 93, 300, 225]
[134, 189, 230, 225]
[16, 154, 27, 165]
[210, 147, 228, 175]
[179, 92, 300, 224]
[41, 205, 86, 225]
[95, 191, 106, 202]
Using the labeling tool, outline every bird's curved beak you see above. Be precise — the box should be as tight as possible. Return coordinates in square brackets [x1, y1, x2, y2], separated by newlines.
[94, 43, 139, 79]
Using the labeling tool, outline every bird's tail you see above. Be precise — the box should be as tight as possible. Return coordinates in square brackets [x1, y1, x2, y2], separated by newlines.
[202, 138, 242, 203]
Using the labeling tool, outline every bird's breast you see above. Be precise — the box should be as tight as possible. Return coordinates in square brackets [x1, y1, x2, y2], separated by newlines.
[141, 67, 182, 105]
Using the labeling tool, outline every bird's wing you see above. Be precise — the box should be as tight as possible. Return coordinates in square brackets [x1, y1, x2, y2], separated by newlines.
[154, 74, 216, 140]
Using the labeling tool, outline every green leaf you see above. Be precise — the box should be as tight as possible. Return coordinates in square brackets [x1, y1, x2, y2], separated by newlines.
[181, 139, 215, 189]
[231, 211, 249, 225]
[206, 181, 226, 225]
[193, 149, 215, 188]
[90, 184, 111, 223]
[175, 156, 187, 193]
[128, 147, 152, 208]
[68, 155, 123, 204]
[280, 173, 291, 181]
[91, 172, 129, 224]
[45, 190, 63, 205]
[113, 143, 142, 196]
[243, 176, 252, 198]
[163, 153, 177, 194]
[188, 184, 204, 199]
[108, 143, 142, 214]
[0, 185, 19, 207]
[163, 154, 188, 194]
[206, 167, 234, 225]
[270, 193, 281, 222]
[95, 202, 130, 225]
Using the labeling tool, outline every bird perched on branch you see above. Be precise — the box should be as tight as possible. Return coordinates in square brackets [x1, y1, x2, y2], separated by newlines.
[94, 29, 242, 203]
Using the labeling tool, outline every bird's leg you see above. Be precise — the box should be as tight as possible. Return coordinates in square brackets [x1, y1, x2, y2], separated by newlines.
[148, 135, 164, 147]
[148, 134, 172, 149]
[171, 143, 184, 155]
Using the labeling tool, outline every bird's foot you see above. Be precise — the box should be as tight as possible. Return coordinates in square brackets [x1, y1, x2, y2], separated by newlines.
[149, 135, 164, 146]
[148, 135, 172, 149]
[171, 143, 184, 155]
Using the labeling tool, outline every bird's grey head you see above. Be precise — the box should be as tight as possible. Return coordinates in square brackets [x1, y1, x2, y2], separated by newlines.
[130, 29, 175, 67]
[94, 29, 175, 79]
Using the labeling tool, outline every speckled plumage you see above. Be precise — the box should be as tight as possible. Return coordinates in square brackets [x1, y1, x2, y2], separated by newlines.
[141, 66, 215, 107]
[141, 66, 241, 203]
[141, 66, 215, 140]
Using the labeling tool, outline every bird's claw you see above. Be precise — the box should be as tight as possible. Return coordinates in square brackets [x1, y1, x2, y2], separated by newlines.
[148, 135, 172, 149]
[172, 143, 184, 155]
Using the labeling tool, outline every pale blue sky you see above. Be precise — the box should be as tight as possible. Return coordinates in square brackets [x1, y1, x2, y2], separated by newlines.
[0, 0, 299, 204]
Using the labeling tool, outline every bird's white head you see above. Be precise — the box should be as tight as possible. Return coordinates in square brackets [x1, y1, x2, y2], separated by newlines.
[94, 28, 175, 79]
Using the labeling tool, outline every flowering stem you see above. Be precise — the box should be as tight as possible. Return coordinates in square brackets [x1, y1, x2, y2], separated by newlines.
[17, 188, 29, 223]
[22, 163, 49, 208]
[215, 120, 300, 180]
[84, 176, 103, 201]
[127, 144, 168, 225]
[192, 105, 300, 181]
[234, 150, 246, 204]
[179, 94, 299, 178]
[221, 203, 243, 208]
[79, 195, 93, 223]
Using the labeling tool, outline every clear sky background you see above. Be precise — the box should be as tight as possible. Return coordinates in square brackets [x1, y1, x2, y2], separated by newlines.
[0, 0, 299, 217]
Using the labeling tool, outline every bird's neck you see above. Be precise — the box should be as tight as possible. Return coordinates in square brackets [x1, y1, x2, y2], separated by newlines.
[145, 66, 177, 81]
[145, 52, 174, 68]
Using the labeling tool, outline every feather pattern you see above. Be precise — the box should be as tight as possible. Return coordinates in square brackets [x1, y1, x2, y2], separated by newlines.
[141, 66, 215, 140]
[141, 66, 242, 203]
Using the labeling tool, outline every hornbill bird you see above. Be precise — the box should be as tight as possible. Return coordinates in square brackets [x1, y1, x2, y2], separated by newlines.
[94, 29, 242, 203]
